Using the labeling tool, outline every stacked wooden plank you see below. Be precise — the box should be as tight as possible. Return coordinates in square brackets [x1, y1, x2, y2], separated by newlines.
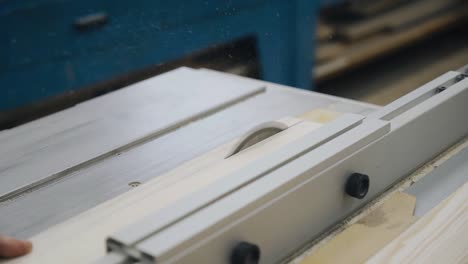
[315, 0, 468, 82]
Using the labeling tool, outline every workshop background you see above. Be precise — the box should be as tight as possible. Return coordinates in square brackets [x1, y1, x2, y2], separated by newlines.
[2, 0, 468, 129]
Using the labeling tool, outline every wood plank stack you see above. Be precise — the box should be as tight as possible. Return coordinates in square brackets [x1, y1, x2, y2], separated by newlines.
[315, 0, 468, 82]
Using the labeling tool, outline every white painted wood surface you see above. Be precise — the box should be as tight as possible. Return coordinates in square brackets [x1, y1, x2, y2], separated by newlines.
[0, 67, 264, 200]
[5, 118, 323, 264]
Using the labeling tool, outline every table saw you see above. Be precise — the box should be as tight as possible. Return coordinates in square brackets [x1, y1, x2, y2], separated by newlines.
[0, 66, 467, 263]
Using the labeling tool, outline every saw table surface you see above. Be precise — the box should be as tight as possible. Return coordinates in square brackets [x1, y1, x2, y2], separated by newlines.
[0, 67, 376, 240]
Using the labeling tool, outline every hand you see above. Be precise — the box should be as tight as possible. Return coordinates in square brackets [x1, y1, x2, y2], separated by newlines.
[0, 236, 32, 258]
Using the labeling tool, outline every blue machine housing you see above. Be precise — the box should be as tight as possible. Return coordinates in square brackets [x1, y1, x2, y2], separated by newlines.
[1, 0, 318, 111]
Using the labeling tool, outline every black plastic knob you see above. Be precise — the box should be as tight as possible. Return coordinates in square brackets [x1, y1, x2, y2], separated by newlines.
[345, 173, 369, 199]
[230, 241, 260, 264]
[455, 74, 466, 82]
[435, 86, 446, 93]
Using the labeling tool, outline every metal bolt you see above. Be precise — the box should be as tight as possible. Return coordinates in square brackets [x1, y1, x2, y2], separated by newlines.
[230, 242, 260, 264]
[455, 74, 466, 82]
[128, 181, 141, 187]
[345, 173, 369, 199]
[435, 86, 446, 93]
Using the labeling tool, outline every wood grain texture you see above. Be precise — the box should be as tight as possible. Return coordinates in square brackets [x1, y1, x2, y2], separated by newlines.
[367, 182, 468, 264]
[5, 118, 323, 264]
[299, 192, 417, 264]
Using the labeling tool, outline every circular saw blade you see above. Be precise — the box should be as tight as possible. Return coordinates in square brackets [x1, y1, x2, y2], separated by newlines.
[226, 121, 288, 158]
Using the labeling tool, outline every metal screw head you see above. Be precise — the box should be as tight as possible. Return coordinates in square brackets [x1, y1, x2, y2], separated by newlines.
[345, 173, 370, 199]
[455, 74, 465, 82]
[230, 242, 260, 264]
[128, 181, 141, 187]
[435, 86, 446, 93]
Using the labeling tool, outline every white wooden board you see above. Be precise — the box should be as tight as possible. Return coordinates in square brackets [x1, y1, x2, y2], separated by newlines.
[0, 68, 264, 200]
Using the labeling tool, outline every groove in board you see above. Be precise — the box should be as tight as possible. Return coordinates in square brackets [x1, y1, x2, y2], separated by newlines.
[0, 68, 265, 200]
